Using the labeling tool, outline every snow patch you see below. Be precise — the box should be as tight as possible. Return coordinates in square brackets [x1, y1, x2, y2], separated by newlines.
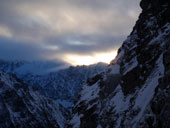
[56, 100, 73, 111]
[97, 125, 103, 128]
[70, 114, 83, 128]
[112, 85, 131, 113]
[79, 82, 100, 104]
[132, 54, 164, 127]
[123, 56, 138, 75]
[109, 64, 120, 75]
[149, 23, 170, 46]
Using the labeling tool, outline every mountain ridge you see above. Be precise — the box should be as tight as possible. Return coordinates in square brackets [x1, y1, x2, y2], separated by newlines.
[69, 0, 170, 127]
[0, 60, 107, 109]
[0, 70, 69, 128]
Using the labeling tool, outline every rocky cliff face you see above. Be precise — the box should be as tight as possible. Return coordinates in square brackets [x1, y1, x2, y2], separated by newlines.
[69, 0, 170, 128]
[0, 71, 69, 128]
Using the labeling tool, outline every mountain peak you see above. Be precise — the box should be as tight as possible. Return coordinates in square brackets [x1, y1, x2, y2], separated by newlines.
[69, 0, 170, 127]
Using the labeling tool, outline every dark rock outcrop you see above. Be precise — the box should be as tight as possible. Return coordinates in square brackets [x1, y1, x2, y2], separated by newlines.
[69, 0, 170, 127]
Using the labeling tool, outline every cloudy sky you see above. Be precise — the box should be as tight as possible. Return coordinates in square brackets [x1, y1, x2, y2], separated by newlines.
[0, 0, 141, 65]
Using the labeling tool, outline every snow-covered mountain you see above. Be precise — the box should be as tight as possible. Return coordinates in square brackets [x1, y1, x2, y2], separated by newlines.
[0, 71, 69, 128]
[69, 0, 170, 128]
[0, 60, 107, 109]
[0, 60, 69, 75]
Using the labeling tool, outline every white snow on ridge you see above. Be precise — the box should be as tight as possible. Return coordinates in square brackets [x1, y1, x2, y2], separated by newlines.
[70, 114, 83, 128]
[132, 54, 164, 127]
[109, 64, 120, 75]
[123, 56, 138, 75]
[56, 100, 74, 110]
[149, 23, 170, 46]
[111, 85, 130, 113]
[79, 82, 100, 104]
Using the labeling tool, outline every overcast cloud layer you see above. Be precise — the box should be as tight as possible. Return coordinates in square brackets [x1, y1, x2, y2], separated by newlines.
[0, 0, 141, 64]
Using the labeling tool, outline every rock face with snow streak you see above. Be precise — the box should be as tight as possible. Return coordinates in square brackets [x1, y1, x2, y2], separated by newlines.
[0, 71, 69, 128]
[69, 0, 170, 128]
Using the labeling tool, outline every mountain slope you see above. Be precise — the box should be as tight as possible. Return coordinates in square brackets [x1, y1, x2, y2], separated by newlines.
[69, 0, 170, 128]
[28, 63, 107, 108]
[0, 71, 69, 128]
[0, 61, 107, 109]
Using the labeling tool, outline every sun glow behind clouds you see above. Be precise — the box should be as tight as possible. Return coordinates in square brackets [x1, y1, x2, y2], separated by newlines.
[64, 51, 117, 66]
[0, 0, 141, 64]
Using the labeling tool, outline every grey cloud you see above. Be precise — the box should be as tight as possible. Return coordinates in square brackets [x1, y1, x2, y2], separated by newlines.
[0, 0, 141, 63]
[43, 33, 124, 55]
[0, 0, 141, 38]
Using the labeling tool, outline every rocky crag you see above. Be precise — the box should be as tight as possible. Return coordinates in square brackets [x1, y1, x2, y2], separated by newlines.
[69, 0, 170, 127]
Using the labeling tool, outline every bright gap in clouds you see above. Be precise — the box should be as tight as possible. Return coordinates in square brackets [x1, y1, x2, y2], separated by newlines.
[64, 51, 117, 66]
